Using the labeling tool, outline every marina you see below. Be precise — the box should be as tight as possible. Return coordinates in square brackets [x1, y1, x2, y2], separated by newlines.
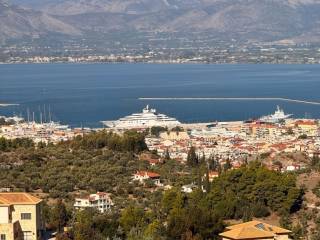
[0, 115, 90, 144]
[2, 64, 320, 127]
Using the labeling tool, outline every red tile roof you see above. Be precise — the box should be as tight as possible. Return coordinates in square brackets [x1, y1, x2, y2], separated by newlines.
[135, 171, 160, 178]
[295, 120, 317, 126]
[0, 193, 42, 205]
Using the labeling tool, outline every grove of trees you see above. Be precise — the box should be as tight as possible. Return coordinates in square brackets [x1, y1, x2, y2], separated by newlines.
[0, 131, 304, 239]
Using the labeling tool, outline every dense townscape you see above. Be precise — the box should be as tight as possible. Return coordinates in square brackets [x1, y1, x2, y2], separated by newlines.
[3, 43, 320, 64]
[1, 105, 320, 239]
[2, 0, 320, 239]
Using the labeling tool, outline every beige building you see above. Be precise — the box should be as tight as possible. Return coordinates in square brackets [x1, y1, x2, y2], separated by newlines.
[159, 131, 190, 141]
[294, 120, 319, 136]
[0, 193, 44, 240]
[219, 220, 291, 240]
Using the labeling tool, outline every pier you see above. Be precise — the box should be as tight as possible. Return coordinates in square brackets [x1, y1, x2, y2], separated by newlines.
[0, 103, 19, 107]
[139, 97, 320, 105]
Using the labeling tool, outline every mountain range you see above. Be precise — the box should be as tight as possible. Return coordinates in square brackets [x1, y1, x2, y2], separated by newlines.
[2, 0, 320, 45]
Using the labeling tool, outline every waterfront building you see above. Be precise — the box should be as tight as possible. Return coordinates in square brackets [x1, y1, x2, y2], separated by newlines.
[0, 192, 44, 240]
[74, 192, 113, 213]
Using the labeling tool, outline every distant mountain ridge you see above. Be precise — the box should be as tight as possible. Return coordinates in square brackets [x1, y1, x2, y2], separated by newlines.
[3, 0, 320, 45]
[0, 0, 80, 44]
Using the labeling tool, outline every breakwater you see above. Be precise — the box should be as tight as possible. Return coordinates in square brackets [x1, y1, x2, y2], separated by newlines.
[139, 97, 320, 105]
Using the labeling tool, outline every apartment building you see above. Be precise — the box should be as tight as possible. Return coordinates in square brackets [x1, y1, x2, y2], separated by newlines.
[0, 193, 44, 240]
[74, 192, 113, 213]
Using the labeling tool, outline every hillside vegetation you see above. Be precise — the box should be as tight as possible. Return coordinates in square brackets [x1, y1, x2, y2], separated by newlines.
[0, 131, 305, 239]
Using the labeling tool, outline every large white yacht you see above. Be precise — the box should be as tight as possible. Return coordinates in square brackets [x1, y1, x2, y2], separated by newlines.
[102, 105, 181, 129]
[259, 106, 292, 123]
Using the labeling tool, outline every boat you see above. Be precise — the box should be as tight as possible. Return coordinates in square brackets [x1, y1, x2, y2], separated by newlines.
[102, 105, 181, 129]
[259, 106, 292, 123]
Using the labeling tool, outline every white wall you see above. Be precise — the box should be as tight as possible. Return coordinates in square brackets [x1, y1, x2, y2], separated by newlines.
[0, 206, 10, 224]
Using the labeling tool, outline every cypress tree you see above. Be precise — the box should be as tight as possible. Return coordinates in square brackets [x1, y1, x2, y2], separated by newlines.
[187, 146, 198, 167]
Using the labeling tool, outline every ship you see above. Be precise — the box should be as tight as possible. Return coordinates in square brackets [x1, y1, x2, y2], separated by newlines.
[102, 105, 181, 129]
[259, 106, 292, 123]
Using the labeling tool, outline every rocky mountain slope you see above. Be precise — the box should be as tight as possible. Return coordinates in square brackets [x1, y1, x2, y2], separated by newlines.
[0, 0, 80, 44]
[3, 0, 320, 44]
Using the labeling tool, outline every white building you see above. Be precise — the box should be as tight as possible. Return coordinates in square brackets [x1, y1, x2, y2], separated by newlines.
[133, 171, 162, 186]
[74, 192, 113, 213]
[181, 183, 198, 193]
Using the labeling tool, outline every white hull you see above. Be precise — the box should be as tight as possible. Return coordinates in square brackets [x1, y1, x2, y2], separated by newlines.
[259, 106, 292, 123]
[102, 105, 181, 129]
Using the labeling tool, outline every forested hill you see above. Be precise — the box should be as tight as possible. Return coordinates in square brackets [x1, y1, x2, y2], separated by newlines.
[0, 130, 307, 239]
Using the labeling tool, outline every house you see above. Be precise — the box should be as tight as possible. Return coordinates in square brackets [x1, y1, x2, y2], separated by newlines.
[0, 192, 45, 240]
[181, 183, 198, 193]
[203, 171, 219, 182]
[132, 171, 162, 186]
[219, 220, 291, 240]
[74, 192, 113, 213]
[284, 164, 301, 172]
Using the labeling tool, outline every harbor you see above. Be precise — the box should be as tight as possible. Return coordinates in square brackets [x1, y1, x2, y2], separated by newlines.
[0, 115, 91, 144]
[1, 105, 319, 173]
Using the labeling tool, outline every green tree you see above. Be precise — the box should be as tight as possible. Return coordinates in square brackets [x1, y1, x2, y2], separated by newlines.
[164, 148, 170, 161]
[73, 208, 103, 240]
[223, 159, 232, 172]
[187, 147, 198, 167]
[150, 126, 167, 137]
[50, 199, 68, 232]
[119, 205, 147, 235]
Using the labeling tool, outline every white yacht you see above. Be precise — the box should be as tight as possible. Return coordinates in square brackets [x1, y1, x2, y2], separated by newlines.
[259, 106, 292, 123]
[102, 105, 181, 129]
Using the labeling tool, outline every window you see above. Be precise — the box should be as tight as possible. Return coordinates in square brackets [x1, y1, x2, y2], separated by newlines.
[21, 213, 31, 220]
[23, 231, 32, 240]
[1, 234, 6, 240]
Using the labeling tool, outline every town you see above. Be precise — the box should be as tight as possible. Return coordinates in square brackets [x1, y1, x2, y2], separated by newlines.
[146, 118, 320, 173]
[2, 40, 320, 65]
[1, 105, 320, 174]
[0, 105, 320, 240]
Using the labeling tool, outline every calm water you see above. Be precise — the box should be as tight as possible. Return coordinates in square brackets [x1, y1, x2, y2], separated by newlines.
[0, 63, 320, 128]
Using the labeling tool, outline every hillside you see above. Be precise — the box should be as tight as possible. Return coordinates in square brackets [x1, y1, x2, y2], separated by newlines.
[0, 0, 80, 44]
[0, 131, 304, 239]
[3, 0, 320, 45]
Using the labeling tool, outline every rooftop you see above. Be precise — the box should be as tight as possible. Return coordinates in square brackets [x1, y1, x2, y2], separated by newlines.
[0, 192, 42, 205]
[220, 220, 291, 240]
[135, 171, 160, 178]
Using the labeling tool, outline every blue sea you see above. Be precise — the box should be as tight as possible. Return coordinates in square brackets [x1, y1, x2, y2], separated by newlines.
[1, 64, 320, 128]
